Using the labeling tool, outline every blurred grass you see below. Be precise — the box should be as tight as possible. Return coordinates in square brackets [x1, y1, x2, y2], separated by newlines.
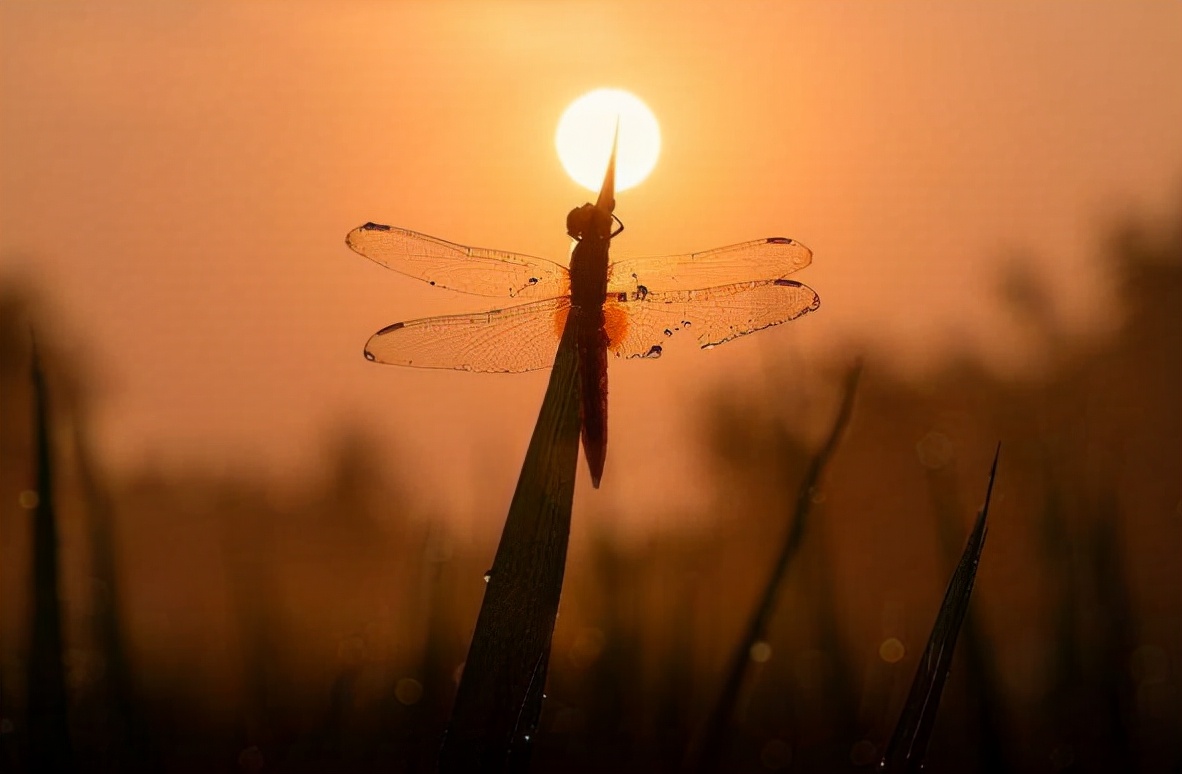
[27, 340, 73, 772]
[0, 207, 1178, 772]
[689, 362, 860, 772]
[74, 419, 158, 773]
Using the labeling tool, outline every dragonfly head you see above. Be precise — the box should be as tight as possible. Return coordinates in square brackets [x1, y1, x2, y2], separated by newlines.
[566, 203, 614, 242]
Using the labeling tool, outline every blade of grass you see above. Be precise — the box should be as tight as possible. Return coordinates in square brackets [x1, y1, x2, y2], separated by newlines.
[440, 131, 619, 773]
[438, 316, 581, 772]
[27, 338, 74, 772]
[879, 443, 1000, 774]
[921, 447, 1009, 772]
[688, 361, 862, 773]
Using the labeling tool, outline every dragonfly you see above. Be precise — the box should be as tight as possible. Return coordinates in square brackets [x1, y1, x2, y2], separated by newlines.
[347, 153, 819, 489]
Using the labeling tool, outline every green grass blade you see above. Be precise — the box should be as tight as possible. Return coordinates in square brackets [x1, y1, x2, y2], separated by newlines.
[27, 339, 74, 772]
[880, 443, 1000, 774]
[438, 316, 582, 773]
[689, 362, 862, 772]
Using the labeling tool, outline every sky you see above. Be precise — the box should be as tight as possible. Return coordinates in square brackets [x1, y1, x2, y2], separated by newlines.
[2, 1, 1181, 522]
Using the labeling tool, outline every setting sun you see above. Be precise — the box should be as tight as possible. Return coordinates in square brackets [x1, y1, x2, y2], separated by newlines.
[555, 88, 661, 193]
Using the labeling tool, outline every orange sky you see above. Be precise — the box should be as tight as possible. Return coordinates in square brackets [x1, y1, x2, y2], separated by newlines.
[2, 2, 1181, 521]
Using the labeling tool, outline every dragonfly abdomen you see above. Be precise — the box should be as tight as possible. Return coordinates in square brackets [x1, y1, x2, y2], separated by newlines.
[567, 210, 614, 488]
[576, 307, 609, 489]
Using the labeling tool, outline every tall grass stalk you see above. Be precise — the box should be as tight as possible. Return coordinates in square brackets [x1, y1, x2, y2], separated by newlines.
[922, 450, 1009, 771]
[27, 339, 74, 772]
[688, 362, 862, 772]
[879, 444, 1000, 774]
[438, 317, 581, 772]
[440, 146, 617, 771]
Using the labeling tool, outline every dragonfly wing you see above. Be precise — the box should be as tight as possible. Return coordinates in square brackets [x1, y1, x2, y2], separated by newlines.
[365, 297, 571, 372]
[606, 238, 812, 294]
[347, 222, 569, 299]
[604, 280, 819, 359]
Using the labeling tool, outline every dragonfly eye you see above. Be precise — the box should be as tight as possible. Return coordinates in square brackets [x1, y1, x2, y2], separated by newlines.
[566, 205, 589, 241]
[566, 203, 612, 241]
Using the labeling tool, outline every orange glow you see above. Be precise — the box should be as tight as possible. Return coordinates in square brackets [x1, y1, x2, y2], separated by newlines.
[552, 304, 570, 342]
[2, 5, 1180, 757]
[602, 301, 630, 352]
[0, 3, 1179, 517]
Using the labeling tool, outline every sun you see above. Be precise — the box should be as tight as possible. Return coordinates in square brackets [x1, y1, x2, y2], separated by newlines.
[556, 88, 661, 193]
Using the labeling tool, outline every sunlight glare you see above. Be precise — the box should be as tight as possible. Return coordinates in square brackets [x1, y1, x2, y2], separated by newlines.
[556, 88, 660, 193]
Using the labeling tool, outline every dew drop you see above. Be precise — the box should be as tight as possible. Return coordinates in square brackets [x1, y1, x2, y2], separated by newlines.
[636, 284, 649, 300]
[681, 320, 692, 328]
[663, 329, 673, 337]
[483, 571, 492, 583]
[364, 351, 376, 362]
[645, 345, 663, 359]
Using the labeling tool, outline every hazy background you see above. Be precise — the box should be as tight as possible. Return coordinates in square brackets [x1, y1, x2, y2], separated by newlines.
[1, 3, 1180, 772]
[2, 1, 1180, 522]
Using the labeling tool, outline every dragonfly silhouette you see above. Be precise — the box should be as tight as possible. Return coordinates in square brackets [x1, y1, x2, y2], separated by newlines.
[347, 149, 819, 488]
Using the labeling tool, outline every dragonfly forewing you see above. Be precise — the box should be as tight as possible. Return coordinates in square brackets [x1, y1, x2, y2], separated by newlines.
[347, 222, 570, 299]
[606, 237, 812, 295]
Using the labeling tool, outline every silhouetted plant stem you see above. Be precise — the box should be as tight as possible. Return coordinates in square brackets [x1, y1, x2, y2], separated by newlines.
[439, 131, 618, 774]
[922, 454, 1009, 772]
[879, 444, 1000, 774]
[27, 339, 74, 773]
[689, 361, 862, 773]
[438, 317, 581, 773]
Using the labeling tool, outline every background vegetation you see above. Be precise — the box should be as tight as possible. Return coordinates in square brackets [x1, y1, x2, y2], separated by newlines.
[0, 211, 1178, 772]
